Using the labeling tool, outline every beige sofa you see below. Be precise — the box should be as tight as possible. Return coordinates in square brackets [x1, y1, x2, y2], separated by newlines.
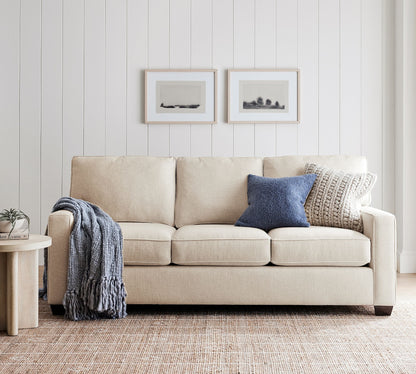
[47, 155, 396, 316]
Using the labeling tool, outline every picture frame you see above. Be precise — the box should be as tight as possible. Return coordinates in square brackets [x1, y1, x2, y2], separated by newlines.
[145, 69, 217, 124]
[228, 69, 300, 124]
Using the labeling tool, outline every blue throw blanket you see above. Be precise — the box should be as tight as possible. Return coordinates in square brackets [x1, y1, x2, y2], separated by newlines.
[50, 197, 127, 321]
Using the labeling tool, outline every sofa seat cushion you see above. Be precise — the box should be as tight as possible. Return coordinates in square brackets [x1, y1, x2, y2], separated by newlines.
[118, 222, 175, 265]
[172, 225, 270, 266]
[269, 226, 370, 266]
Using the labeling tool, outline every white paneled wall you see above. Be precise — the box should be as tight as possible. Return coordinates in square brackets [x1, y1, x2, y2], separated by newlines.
[0, 0, 395, 239]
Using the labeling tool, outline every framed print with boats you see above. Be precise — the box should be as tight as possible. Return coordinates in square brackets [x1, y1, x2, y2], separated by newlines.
[228, 69, 299, 124]
[145, 69, 217, 124]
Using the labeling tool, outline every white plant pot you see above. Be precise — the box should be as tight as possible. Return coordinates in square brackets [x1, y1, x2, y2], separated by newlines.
[0, 219, 29, 234]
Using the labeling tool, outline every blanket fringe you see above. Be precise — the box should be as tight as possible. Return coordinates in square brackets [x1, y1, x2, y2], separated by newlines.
[64, 277, 127, 321]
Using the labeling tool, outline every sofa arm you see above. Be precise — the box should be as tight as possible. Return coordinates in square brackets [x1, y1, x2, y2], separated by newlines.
[361, 206, 396, 307]
[47, 210, 74, 304]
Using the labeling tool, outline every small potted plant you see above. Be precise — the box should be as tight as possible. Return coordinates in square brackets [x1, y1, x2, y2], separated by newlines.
[0, 208, 30, 239]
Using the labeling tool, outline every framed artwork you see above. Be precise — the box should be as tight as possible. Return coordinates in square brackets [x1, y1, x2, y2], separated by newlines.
[145, 69, 217, 124]
[228, 69, 300, 124]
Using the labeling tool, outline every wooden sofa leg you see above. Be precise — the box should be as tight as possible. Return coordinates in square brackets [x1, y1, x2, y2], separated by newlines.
[50, 304, 65, 316]
[374, 306, 393, 316]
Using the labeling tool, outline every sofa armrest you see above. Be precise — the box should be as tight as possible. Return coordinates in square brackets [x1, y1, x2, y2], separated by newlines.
[361, 206, 396, 306]
[47, 210, 74, 304]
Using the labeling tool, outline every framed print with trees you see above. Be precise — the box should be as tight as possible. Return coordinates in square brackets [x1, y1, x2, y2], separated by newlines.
[228, 69, 299, 124]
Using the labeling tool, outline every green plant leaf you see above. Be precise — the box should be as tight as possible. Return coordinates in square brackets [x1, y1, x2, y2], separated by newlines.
[0, 208, 30, 238]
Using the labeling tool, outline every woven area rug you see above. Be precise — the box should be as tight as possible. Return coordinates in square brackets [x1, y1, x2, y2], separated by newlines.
[1, 300, 416, 373]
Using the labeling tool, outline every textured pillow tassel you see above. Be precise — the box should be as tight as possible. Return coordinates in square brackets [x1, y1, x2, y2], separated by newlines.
[63, 289, 89, 321]
[71, 276, 127, 319]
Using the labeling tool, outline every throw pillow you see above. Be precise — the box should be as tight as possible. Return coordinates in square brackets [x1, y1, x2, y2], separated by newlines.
[304, 163, 377, 232]
[235, 174, 317, 231]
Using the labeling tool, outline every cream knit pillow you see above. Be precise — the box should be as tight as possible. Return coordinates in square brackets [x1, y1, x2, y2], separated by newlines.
[304, 163, 377, 232]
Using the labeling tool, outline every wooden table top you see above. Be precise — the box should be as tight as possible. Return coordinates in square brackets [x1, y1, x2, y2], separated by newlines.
[0, 234, 51, 252]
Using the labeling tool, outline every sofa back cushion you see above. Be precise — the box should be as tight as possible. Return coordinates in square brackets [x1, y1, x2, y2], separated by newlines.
[263, 155, 371, 205]
[175, 157, 263, 227]
[70, 156, 176, 225]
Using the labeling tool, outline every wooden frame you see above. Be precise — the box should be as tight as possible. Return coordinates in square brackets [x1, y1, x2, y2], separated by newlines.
[145, 69, 217, 124]
[228, 69, 300, 124]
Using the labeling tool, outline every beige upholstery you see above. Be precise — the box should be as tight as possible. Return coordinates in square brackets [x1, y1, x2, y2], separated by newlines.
[46, 156, 396, 311]
[264, 155, 371, 205]
[48, 210, 73, 305]
[70, 156, 176, 225]
[172, 225, 270, 266]
[269, 226, 370, 266]
[119, 223, 175, 266]
[175, 157, 263, 227]
[361, 207, 396, 306]
[123, 266, 373, 305]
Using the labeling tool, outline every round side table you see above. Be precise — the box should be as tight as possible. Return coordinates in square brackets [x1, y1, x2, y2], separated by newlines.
[0, 235, 51, 336]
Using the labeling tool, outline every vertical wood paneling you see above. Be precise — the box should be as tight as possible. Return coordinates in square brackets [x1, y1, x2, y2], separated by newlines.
[233, 0, 255, 156]
[148, 0, 170, 156]
[191, 0, 212, 68]
[190, 125, 212, 157]
[0, 0, 398, 256]
[318, 0, 340, 155]
[105, 0, 127, 156]
[20, 0, 41, 234]
[148, 0, 169, 67]
[169, 0, 191, 156]
[234, 0, 255, 68]
[170, 0, 190, 68]
[212, 124, 234, 157]
[234, 125, 255, 157]
[62, 0, 84, 196]
[362, 0, 382, 208]
[84, 0, 106, 156]
[170, 125, 191, 157]
[255, 125, 276, 157]
[41, 0, 63, 230]
[126, 0, 148, 155]
[400, 0, 416, 271]
[395, 0, 404, 257]
[255, 0, 276, 69]
[190, 0, 212, 157]
[0, 0, 19, 209]
[382, 0, 395, 213]
[339, 0, 361, 155]
[276, 0, 298, 155]
[298, 0, 319, 155]
[148, 126, 170, 157]
[254, 0, 276, 156]
[212, 0, 233, 155]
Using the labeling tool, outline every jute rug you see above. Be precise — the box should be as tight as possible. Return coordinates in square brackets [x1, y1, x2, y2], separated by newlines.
[1, 300, 416, 373]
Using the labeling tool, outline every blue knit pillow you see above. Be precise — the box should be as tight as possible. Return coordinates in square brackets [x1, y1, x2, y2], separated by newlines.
[235, 174, 317, 231]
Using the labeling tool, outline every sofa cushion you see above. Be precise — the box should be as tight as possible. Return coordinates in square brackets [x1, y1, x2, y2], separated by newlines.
[172, 225, 270, 266]
[175, 157, 263, 227]
[70, 156, 176, 225]
[269, 226, 370, 266]
[235, 174, 316, 231]
[118, 222, 175, 265]
[263, 155, 371, 205]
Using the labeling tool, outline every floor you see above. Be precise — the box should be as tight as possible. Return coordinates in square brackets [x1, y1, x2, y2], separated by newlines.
[396, 273, 416, 301]
[0, 268, 410, 374]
